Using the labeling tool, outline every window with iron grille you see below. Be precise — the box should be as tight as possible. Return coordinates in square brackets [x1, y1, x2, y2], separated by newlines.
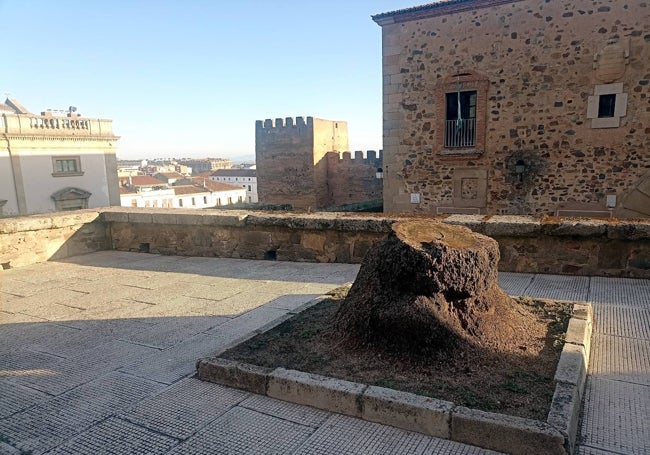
[444, 91, 477, 148]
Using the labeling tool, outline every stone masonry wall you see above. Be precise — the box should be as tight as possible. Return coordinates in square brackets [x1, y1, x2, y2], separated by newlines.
[1, 208, 649, 278]
[255, 117, 349, 210]
[0, 210, 109, 269]
[379, 0, 650, 216]
[326, 150, 384, 207]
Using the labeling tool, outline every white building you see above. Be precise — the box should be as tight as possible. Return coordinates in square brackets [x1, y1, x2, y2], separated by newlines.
[0, 98, 119, 216]
[119, 176, 246, 209]
[210, 168, 257, 203]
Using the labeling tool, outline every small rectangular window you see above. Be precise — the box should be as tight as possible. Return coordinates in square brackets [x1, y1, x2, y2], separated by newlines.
[203, 196, 207, 204]
[598, 94, 616, 118]
[179, 199, 183, 207]
[52, 156, 83, 176]
[191, 197, 196, 206]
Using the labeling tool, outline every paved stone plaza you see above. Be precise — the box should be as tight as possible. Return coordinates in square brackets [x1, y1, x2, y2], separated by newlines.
[0, 251, 648, 454]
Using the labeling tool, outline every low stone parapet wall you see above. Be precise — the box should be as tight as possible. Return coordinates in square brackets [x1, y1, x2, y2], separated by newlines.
[0, 210, 108, 270]
[1, 208, 649, 278]
[105, 208, 650, 278]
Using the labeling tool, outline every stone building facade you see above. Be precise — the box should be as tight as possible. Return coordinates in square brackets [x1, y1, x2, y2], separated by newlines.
[255, 117, 382, 210]
[0, 98, 120, 216]
[373, 0, 650, 217]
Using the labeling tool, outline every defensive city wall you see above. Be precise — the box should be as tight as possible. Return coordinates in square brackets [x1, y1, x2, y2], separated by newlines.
[1, 208, 649, 279]
[255, 117, 383, 210]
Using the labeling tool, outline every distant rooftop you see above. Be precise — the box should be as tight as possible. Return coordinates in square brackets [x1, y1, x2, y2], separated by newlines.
[211, 169, 256, 178]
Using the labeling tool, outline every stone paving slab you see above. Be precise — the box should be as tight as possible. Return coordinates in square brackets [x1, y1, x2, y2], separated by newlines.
[12, 340, 159, 395]
[0, 381, 50, 419]
[0, 372, 165, 454]
[589, 276, 650, 307]
[119, 333, 231, 384]
[120, 377, 247, 440]
[166, 406, 315, 455]
[589, 334, 650, 386]
[497, 272, 534, 296]
[293, 413, 502, 455]
[593, 305, 650, 339]
[522, 274, 590, 302]
[119, 315, 229, 349]
[579, 377, 650, 455]
[239, 393, 331, 428]
[45, 417, 180, 455]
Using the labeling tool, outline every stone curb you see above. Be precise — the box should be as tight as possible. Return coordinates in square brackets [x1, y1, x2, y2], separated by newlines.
[197, 301, 594, 455]
[546, 302, 593, 454]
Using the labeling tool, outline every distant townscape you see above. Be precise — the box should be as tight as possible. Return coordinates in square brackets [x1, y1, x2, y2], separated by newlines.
[1, 0, 648, 219]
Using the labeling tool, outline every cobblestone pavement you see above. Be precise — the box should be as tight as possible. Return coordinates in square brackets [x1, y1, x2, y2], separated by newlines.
[0, 252, 647, 454]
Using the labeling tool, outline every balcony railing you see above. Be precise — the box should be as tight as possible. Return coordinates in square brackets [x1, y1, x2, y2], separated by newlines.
[444, 118, 476, 148]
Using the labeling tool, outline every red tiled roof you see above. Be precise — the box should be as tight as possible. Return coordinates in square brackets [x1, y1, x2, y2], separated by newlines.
[155, 172, 184, 179]
[129, 175, 166, 186]
[211, 169, 256, 178]
[119, 187, 135, 195]
[190, 178, 244, 192]
[173, 185, 210, 196]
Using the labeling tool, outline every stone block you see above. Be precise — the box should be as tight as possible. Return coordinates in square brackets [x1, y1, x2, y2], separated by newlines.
[197, 358, 272, 395]
[451, 406, 566, 455]
[565, 317, 592, 360]
[483, 216, 541, 237]
[554, 343, 587, 389]
[571, 302, 592, 321]
[150, 212, 178, 225]
[361, 386, 453, 439]
[543, 220, 607, 237]
[100, 210, 129, 223]
[127, 211, 153, 224]
[267, 368, 365, 417]
[547, 382, 580, 453]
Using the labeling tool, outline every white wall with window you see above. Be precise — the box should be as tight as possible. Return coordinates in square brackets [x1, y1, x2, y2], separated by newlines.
[210, 170, 258, 203]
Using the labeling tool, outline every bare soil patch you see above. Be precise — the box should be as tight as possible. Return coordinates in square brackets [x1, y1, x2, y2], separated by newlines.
[222, 287, 571, 421]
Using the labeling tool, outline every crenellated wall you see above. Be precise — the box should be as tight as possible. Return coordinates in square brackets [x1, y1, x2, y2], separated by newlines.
[1, 208, 649, 279]
[326, 150, 384, 206]
[255, 116, 383, 210]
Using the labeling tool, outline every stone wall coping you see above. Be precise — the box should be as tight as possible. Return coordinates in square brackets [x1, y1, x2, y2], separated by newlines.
[2, 208, 648, 242]
[197, 297, 594, 455]
[0, 209, 102, 234]
[92, 208, 650, 240]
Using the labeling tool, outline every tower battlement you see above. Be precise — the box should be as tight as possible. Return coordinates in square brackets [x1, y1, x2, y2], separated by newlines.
[329, 150, 384, 163]
[255, 116, 313, 131]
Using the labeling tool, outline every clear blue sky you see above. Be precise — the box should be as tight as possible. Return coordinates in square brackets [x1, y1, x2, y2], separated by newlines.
[1, 0, 420, 161]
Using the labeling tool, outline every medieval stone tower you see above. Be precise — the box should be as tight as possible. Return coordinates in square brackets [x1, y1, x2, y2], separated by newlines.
[255, 117, 349, 210]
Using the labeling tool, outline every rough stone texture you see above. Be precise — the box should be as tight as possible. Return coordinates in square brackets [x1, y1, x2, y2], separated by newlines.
[255, 116, 383, 210]
[335, 219, 513, 351]
[554, 343, 587, 389]
[2, 209, 649, 278]
[197, 358, 272, 395]
[376, 0, 650, 218]
[361, 386, 453, 439]
[547, 382, 581, 454]
[0, 210, 108, 269]
[267, 368, 366, 417]
[451, 407, 566, 455]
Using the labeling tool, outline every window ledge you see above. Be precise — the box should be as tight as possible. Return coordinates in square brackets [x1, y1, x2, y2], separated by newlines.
[52, 172, 85, 177]
[438, 148, 483, 158]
